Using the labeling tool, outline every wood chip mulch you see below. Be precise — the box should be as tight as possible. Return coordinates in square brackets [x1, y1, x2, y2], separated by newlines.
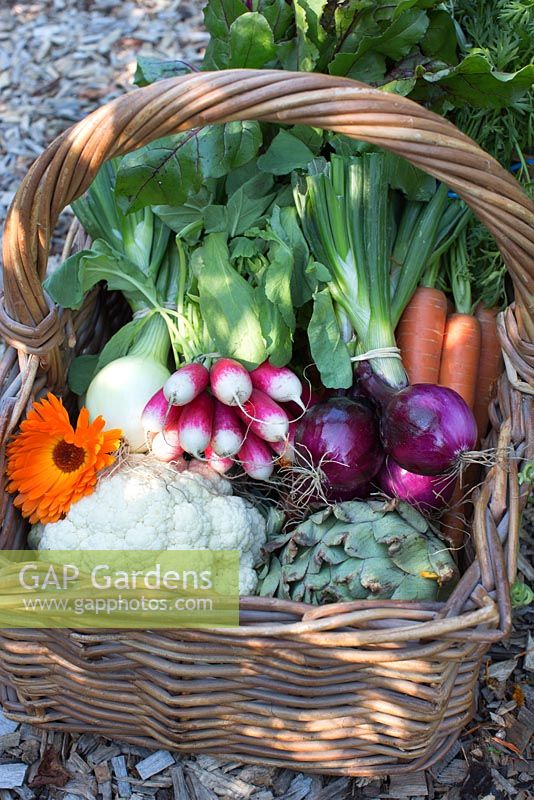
[0, 0, 208, 281]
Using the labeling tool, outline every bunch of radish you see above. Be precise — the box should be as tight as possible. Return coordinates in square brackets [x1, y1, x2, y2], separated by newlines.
[142, 358, 310, 479]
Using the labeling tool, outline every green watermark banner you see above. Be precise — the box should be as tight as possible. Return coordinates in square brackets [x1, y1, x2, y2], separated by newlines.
[0, 551, 239, 628]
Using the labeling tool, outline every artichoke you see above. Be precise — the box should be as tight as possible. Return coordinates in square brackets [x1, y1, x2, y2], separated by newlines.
[257, 500, 458, 603]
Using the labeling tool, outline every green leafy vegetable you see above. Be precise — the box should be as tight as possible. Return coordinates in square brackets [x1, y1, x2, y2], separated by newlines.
[45, 242, 158, 311]
[277, 0, 321, 71]
[134, 57, 194, 86]
[329, 9, 429, 80]
[256, 284, 293, 365]
[199, 121, 263, 179]
[261, 0, 294, 41]
[388, 155, 436, 201]
[264, 248, 296, 330]
[446, 0, 534, 309]
[67, 355, 99, 395]
[258, 130, 316, 175]
[229, 12, 277, 68]
[115, 132, 204, 214]
[202, 0, 247, 68]
[50, 161, 217, 397]
[203, 0, 247, 38]
[193, 233, 268, 367]
[225, 171, 277, 236]
[420, 10, 458, 64]
[307, 289, 353, 389]
[115, 122, 262, 213]
[153, 187, 214, 243]
[419, 54, 534, 111]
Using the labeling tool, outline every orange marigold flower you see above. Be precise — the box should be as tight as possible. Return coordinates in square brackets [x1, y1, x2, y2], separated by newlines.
[6, 393, 122, 525]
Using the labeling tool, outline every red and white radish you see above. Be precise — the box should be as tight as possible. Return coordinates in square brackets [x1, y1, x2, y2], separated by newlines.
[237, 389, 289, 443]
[250, 362, 305, 410]
[205, 445, 234, 475]
[151, 429, 184, 462]
[210, 401, 243, 457]
[270, 421, 297, 466]
[283, 384, 321, 418]
[238, 432, 274, 481]
[142, 388, 181, 438]
[210, 358, 252, 406]
[177, 392, 214, 457]
[163, 362, 209, 406]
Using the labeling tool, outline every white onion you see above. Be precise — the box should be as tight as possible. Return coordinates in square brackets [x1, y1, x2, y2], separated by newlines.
[85, 356, 170, 451]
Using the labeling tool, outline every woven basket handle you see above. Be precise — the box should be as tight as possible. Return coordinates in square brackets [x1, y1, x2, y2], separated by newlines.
[2, 69, 534, 385]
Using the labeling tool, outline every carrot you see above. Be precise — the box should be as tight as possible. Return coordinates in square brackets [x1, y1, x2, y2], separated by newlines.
[395, 287, 448, 384]
[472, 305, 503, 443]
[438, 313, 481, 409]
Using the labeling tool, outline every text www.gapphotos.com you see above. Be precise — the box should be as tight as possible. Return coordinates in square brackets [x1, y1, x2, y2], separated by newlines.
[21, 595, 214, 615]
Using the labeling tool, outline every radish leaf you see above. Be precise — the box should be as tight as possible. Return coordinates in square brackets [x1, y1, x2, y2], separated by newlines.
[203, 0, 246, 39]
[134, 58, 193, 86]
[44, 242, 157, 310]
[194, 233, 267, 367]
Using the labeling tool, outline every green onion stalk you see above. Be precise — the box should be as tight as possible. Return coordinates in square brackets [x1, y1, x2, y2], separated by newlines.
[295, 153, 451, 392]
[163, 237, 212, 365]
[389, 184, 450, 325]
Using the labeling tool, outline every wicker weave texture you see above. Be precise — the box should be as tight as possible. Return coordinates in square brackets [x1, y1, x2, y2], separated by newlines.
[0, 70, 533, 777]
[0, 612, 483, 776]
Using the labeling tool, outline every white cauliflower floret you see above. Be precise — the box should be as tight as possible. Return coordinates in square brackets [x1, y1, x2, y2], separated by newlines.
[240, 567, 260, 597]
[170, 502, 213, 546]
[206, 497, 253, 549]
[247, 506, 269, 564]
[31, 457, 267, 595]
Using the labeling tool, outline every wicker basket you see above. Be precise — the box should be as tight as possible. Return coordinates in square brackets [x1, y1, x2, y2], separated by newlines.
[0, 70, 533, 778]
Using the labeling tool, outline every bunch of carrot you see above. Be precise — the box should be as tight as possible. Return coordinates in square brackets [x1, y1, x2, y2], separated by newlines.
[395, 230, 503, 547]
[396, 290, 502, 437]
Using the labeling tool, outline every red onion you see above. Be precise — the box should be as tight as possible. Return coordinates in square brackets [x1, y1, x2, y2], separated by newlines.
[353, 360, 398, 408]
[377, 457, 455, 511]
[380, 384, 477, 476]
[294, 398, 383, 501]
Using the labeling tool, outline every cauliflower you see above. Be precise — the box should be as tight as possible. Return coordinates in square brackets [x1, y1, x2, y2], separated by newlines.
[29, 456, 266, 595]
